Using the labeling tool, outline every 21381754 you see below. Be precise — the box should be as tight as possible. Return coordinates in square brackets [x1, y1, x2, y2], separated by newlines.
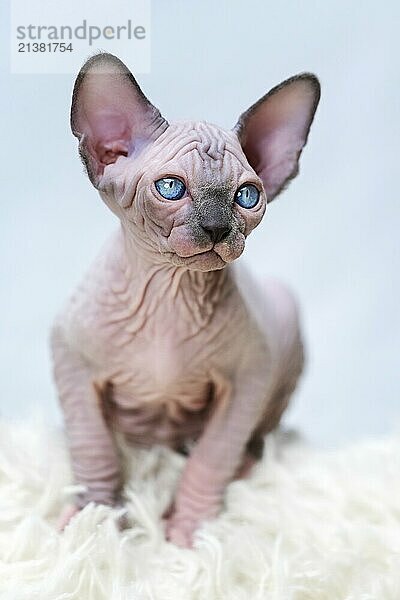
[18, 42, 73, 52]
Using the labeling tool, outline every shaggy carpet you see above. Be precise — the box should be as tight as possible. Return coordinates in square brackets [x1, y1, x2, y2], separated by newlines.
[0, 418, 399, 600]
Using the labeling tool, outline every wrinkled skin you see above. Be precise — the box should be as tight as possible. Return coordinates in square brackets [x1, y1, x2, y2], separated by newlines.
[52, 53, 320, 547]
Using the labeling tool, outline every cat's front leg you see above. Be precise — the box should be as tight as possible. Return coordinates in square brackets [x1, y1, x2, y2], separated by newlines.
[165, 365, 273, 547]
[51, 329, 122, 528]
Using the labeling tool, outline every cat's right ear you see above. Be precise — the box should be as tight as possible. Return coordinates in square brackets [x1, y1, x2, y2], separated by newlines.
[71, 52, 168, 188]
[234, 74, 320, 202]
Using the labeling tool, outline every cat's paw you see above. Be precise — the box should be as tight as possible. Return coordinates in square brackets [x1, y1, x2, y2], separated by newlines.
[164, 513, 198, 548]
[56, 501, 128, 532]
[163, 500, 221, 548]
[56, 503, 81, 531]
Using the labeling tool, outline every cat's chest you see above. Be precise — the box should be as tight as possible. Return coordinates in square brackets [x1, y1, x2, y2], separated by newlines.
[100, 309, 229, 437]
[69, 265, 245, 413]
[113, 328, 207, 391]
[105, 330, 215, 444]
[101, 289, 236, 386]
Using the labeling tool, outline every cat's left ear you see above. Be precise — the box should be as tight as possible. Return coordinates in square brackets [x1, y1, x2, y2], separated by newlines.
[71, 52, 168, 188]
[234, 74, 320, 202]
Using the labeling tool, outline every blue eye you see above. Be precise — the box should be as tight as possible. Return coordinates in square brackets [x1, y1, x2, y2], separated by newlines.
[235, 184, 260, 209]
[155, 177, 186, 200]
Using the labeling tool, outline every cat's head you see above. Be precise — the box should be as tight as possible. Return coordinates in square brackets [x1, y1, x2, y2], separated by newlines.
[71, 53, 320, 271]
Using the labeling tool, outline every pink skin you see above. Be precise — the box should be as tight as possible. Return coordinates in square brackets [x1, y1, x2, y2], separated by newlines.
[53, 53, 320, 546]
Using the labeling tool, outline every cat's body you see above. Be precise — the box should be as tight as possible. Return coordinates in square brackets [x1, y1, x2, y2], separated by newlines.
[53, 226, 301, 449]
[53, 54, 319, 546]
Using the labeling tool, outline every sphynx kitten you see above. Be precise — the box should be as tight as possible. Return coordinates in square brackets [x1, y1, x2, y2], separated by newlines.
[52, 53, 320, 547]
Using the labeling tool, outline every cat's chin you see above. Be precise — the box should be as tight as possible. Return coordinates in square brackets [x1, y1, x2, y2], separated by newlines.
[169, 249, 227, 272]
[163, 231, 246, 271]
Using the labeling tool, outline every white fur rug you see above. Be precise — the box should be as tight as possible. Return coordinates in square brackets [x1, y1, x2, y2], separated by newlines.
[0, 419, 400, 599]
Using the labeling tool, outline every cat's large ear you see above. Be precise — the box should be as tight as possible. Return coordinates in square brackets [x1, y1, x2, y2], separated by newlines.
[71, 53, 168, 188]
[234, 74, 320, 202]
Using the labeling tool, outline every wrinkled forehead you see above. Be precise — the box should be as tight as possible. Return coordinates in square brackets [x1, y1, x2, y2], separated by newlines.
[143, 121, 254, 188]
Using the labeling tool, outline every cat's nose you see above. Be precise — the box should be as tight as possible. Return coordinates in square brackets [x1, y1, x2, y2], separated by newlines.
[202, 224, 232, 244]
[197, 201, 232, 244]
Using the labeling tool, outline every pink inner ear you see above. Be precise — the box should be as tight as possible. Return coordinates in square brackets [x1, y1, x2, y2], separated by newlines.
[251, 126, 305, 199]
[71, 54, 168, 186]
[237, 76, 320, 201]
[91, 112, 130, 165]
[73, 72, 146, 166]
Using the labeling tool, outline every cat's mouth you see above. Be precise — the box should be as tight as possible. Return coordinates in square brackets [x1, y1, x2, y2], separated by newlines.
[162, 235, 246, 271]
[161, 248, 225, 271]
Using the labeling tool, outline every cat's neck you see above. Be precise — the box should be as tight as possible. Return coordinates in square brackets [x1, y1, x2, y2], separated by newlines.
[113, 225, 230, 333]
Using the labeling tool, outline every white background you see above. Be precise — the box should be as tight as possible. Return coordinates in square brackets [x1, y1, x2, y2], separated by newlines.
[0, 1, 399, 447]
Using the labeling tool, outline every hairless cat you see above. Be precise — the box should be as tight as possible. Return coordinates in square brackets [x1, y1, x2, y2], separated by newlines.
[52, 52, 320, 547]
